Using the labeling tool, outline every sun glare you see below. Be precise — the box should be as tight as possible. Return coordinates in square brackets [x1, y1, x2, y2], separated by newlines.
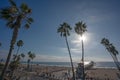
[72, 33, 90, 45]
[79, 35, 87, 41]
[84, 61, 90, 65]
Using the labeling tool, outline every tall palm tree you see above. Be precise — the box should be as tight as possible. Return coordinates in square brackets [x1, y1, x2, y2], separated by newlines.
[57, 22, 75, 80]
[74, 21, 87, 80]
[101, 38, 120, 71]
[0, 0, 33, 79]
[13, 40, 24, 61]
[27, 51, 35, 71]
[16, 40, 24, 55]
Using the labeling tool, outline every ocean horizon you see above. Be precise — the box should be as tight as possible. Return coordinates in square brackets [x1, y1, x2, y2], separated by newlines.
[22, 61, 118, 68]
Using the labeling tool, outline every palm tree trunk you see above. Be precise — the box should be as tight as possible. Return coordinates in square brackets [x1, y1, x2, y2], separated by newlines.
[81, 36, 85, 80]
[0, 16, 22, 80]
[10, 47, 20, 79]
[27, 59, 30, 71]
[1, 28, 19, 80]
[65, 36, 75, 80]
[110, 53, 120, 71]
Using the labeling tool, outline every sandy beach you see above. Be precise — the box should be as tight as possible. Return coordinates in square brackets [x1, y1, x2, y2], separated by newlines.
[8, 64, 119, 80]
[12, 64, 71, 80]
[86, 68, 119, 80]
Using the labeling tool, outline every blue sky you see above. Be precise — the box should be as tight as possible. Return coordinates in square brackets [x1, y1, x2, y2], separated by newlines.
[0, 0, 120, 62]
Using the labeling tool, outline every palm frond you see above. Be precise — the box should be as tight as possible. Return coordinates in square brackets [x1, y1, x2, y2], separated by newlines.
[57, 22, 71, 37]
[28, 51, 31, 55]
[0, 7, 17, 22]
[28, 17, 34, 22]
[101, 38, 119, 56]
[0, 8, 10, 19]
[6, 21, 14, 29]
[24, 23, 30, 29]
[0, 14, 11, 20]
[0, 8, 9, 15]
[20, 3, 30, 13]
[17, 40, 24, 47]
[21, 53, 25, 58]
[26, 17, 34, 24]
[9, 0, 17, 7]
[74, 21, 87, 35]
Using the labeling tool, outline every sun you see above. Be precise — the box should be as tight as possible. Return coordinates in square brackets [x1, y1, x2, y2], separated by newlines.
[78, 35, 87, 41]
[71, 33, 89, 44]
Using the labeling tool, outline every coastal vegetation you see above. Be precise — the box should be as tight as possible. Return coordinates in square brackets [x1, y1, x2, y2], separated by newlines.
[0, 0, 33, 79]
[27, 51, 36, 71]
[0, 0, 119, 80]
[16, 40, 24, 56]
[74, 21, 87, 80]
[57, 21, 87, 80]
[8, 40, 24, 79]
[9, 53, 25, 79]
[57, 22, 75, 80]
[101, 38, 120, 71]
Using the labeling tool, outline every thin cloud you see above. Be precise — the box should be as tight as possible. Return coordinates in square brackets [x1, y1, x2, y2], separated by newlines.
[33, 54, 70, 62]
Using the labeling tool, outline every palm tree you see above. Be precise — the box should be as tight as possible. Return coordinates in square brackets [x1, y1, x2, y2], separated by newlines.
[13, 40, 24, 61]
[27, 51, 35, 71]
[21, 53, 25, 59]
[16, 40, 24, 55]
[57, 22, 75, 80]
[0, 0, 33, 79]
[101, 38, 120, 71]
[74, 21, 87, 80]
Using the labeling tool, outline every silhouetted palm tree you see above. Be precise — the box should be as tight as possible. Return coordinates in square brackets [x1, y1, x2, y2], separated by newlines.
[74, 21, 87, 80]
[27, 51, 35, 71]
[101, 38, 120, 71]
[57, 22, 75, 80]
[13, 40, 24, 61]
[16, 40, 24, 55]
[21, 53, 25, 59]
[0, 0, 33, 79]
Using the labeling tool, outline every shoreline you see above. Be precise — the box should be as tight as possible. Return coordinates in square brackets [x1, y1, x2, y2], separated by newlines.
[1, 62, 119, 80]
[12, 64, 119, 80]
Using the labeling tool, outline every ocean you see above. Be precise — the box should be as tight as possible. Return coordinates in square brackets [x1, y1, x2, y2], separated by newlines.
[94, 62, 117, 68]
[24, 61, 118, 68]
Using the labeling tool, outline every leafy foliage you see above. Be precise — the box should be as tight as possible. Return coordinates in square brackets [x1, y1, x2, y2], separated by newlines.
[57, 22, 75, 80]
[101, 38, 120, 71]
[9, 0, 17, 7]
[27, 51, 35, 71]
[0, 0, 33, 29]
[0, 0, 33, 79]
[17, 40, 24, 47]
[74, 21, 87, 80]
[28, 51, 36, 60]
[101, 38, 119, 56]
[57, 22, 72, 37]
[21, 53, 25, 58]
[74, 21, 87, 36]
[9, 53, 25, 77]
